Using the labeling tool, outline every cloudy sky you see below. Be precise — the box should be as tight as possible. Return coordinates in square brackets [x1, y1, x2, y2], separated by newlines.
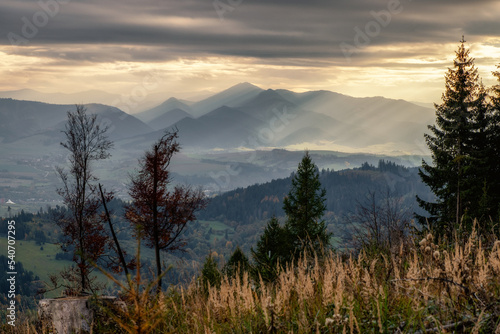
[1, 0, 500, 105]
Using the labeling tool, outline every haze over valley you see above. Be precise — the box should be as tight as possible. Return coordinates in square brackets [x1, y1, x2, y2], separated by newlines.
[0, 82, 434, 209]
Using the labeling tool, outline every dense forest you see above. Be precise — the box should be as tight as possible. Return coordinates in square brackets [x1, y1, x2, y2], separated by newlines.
[0, 256, 41, 309]
[199, 159, 432, 225]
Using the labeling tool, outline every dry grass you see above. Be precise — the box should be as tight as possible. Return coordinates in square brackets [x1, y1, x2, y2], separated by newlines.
[162, 223, 500, 333]
[5, 223, 500, 333]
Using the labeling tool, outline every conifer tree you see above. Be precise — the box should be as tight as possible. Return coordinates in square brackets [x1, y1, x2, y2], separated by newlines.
[468, 83, 494, 223]
[417, 37, 490, 236]
[283, 151, 330, 257]
[252, 153, 330, 282]
[223, 246, 250, 281]
[201, 254, 221, 293]
[251, 216, 289, 282]
[487, 65, 500, 226]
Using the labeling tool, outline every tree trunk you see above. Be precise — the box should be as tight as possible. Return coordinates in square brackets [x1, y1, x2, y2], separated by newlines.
[153, 145, 162, 294]
[456, 140, 462, 227]
[80, 164, 88, 292]
[99, 183, 129, 277]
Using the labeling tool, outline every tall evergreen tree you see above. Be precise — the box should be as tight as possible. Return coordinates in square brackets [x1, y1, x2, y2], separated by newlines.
[417, 37, 490, 236]
[488, 65, 500, 226]
[283, 151, 330, 257]
[467, 83, 494, 223]
[252, 152, 330, 282]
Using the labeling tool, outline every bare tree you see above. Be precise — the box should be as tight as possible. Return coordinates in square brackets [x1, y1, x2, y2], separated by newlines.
[126, 129, 207, 294]
[55, 105, 114, 293]
[346, 190, 412, 253]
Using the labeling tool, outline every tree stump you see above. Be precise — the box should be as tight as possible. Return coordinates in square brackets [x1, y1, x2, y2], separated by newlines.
[38, 295, 122, 334]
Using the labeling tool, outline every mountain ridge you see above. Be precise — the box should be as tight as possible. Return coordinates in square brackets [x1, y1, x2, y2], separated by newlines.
[0, 99, 152, 144]
[0, 83, 435, 155]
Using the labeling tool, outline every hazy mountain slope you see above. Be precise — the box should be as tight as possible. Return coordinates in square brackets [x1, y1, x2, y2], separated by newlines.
[85, 103, 153, 140]
[136, 97, 193, 123]
[272, 89, 435, 152]
[0, 99, 152, 144]
[124, 105, 266, 150]
[0, 83, 436, 154]
[0, 89, 121, 106]
[275, 89, 435, 130]
[190, 82, 263, 117]
[147, 108, 193, 131]
[236, 89, 296, 120]
[175, 106, 265, 148]
[0, 99, 66, 142]
[235, 89, 365, 148]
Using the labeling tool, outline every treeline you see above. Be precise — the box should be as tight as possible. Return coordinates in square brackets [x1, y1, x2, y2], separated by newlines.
[198, 159, 432, 225]
[1, 208, 56, 245]
[3, 200, 129, 245]
[0, 256, 42, 309]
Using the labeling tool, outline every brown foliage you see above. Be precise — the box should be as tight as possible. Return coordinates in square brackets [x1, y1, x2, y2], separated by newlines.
[126, 129, 207, 292]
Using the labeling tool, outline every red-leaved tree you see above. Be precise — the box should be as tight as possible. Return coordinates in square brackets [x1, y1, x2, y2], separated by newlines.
[126, 129, 207, 293]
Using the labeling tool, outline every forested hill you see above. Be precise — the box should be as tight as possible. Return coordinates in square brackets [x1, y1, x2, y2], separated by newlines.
[198, 160, 434, 225]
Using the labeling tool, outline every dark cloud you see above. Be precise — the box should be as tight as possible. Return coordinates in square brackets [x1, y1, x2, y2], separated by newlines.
[1, 0, 499, 64]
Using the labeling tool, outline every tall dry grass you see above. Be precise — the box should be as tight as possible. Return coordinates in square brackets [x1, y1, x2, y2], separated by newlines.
[161, 223, 500, 333]
[5, 223, 500, 333]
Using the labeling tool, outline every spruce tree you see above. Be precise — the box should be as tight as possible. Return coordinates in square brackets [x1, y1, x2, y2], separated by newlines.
[201, 254, 221, 293]
[417, 37, 489, 236]
[468, 83, 494, 223]
[252, 152, 330, 282]
[283, 151, 330, 257]
[224, 246, 250, 281]
[251, 216, 289, 282]
[488, 66, 500, 226]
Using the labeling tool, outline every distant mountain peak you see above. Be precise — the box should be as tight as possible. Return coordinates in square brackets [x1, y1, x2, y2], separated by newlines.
[232, 82, 261, 90]
[258, 89, 284, 98]
[165, 97, 181, 103]
[243, 88, 293, 107]
[148, 108, 192, 130]
[136, 97, 193, 123]
[156, 97, 189, 108]
[222, 82, 262, 94]
[190, 82, 264, 117]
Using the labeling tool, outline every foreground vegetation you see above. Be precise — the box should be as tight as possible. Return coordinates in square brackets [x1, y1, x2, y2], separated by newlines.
[4, 223, 500, 333]
[162, 228, 500, 333]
